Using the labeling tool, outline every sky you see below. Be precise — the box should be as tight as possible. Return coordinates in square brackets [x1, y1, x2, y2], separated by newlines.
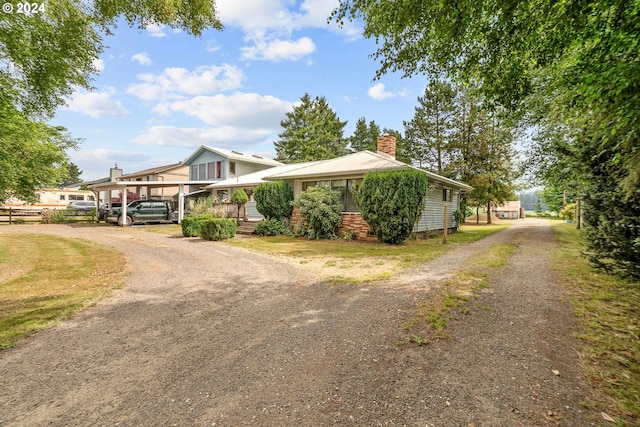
[55, 0, 431, 181]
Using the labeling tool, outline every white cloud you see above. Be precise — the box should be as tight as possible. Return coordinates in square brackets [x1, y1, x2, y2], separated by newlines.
[146, 23, 167, 38]
[127, 64, 245, 101]
[241, 36, 316, 62]
[132, 126, 275, 148]
[205, 39, 221, 52]
[74, 148, 150, 163]
[64, 88, 129, 118]
[92, 58, 105, 73]
[131, 52, 151, 66]
[367, 83, 396, 101]
[154, 92, 293, 128]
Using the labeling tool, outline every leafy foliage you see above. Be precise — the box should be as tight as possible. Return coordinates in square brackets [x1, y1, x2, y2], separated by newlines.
[181, 214, 214, 237]
[230, 189, 249, 205]
[254, 182, 293, 220]
[274, 93, 347, 162]
[190, 195, 223, 217]
[294, 186, 343, 240]
[255, 219, 292, 236]
[200, 218, 237, 241]
[355, 169, 428, 244]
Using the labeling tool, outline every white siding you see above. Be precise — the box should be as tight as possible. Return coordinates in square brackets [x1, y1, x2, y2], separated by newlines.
[413, 184, 460, 232]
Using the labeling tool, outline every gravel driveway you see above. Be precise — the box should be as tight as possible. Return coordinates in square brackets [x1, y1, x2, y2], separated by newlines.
[0, 220, 600, 426]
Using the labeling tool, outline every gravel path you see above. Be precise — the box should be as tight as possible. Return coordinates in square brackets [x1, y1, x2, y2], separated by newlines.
[0, 220, 600, 426]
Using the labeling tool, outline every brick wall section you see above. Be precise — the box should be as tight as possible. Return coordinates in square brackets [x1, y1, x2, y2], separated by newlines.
[290, 207, 371, 240]
[377, 134, 396, 158]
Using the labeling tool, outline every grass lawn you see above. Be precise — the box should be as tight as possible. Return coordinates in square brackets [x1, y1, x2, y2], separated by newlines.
[228, 224, 508, 283]
[0, 233, 126, 349]
[551, 222, 639, 425]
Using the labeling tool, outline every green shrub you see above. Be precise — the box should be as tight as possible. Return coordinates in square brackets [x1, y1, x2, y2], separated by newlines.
[254, 181, 293, 220]
[255, 218, 292, 236]
[295, 186, 343, 240]
[230, 189, 249, 221]
[559, 203, 576, 220]
[181, 214, 214, 237]
[201, 218, 237, 241]
[51, 209, 72, 224]
[355, 169, 428, 244]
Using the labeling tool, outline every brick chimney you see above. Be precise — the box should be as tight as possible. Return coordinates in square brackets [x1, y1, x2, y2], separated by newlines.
[377, 134, 396, 159]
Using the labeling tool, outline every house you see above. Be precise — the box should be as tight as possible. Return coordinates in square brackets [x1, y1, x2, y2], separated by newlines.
[184, 145, 283, 196]
[117, 161, 188, 202]
[492, 201, 524, 219]
[209, 135, 472, 239]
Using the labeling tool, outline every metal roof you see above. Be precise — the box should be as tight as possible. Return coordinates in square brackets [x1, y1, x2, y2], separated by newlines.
[184, 145, 284, 167]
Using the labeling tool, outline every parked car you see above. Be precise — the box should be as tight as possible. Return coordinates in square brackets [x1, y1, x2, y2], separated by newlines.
[106, 200, 173, 225]
[98, 203, 121, 221]
[67, 201, 97, 213]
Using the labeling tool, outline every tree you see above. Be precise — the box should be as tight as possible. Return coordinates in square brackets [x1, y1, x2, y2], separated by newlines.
[403, 80, 456, 173]
[230, 188, 249, 222]
[1, 1, 222, 205]
[274, 94, 347, 162]
[254, 182, 293, 220]
[332, 0, 640, 278]
[58, 163, 83, 188]
[382, 128, 412, 164]
[348, 117, 381, 152]
[294, 186, 343, 240]
[0, 101, 77, 204]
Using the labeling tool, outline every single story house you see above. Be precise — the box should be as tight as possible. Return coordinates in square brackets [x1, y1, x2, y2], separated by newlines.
[209, 135, 472, 239]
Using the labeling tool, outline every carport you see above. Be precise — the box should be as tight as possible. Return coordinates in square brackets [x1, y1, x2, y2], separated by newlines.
[88, 181, 211, 225]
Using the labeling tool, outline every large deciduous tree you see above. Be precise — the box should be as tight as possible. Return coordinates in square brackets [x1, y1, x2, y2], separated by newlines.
[332, 0, 640, 278]
[0, 0, 222, 204]
[274, 94, 347, 163]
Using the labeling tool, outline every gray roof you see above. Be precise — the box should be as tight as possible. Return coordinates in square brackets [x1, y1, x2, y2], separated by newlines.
[184, 145, 284, 167]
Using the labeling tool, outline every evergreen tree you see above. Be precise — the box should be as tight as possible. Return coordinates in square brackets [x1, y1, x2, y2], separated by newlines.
[58, 163, 83, 188]
[403, 80, 456, 173]
[348, 117, 381, 152]
[274, 94, 347, 163]
[382, 128, 412, 165]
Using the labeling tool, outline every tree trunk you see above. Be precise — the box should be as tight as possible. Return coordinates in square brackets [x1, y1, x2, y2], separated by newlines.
[476, 206, 479, 224]
[487, 201, 492, 224]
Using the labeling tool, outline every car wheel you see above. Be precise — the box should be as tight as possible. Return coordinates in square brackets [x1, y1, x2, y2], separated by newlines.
[117, 215, 132, 226]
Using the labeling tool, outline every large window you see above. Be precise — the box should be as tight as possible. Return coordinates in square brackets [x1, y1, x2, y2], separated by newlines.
[207, 162, 215, 179]
[191, 161, 225, 180]
[302, 178, 362, 212]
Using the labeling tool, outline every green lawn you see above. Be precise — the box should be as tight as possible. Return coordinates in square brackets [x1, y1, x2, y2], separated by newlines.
[551, 222, 639, 425]
[0, 233, 126, 349]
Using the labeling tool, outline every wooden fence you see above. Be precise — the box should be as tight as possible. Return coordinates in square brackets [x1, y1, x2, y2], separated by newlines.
[0, 208, 96, 224]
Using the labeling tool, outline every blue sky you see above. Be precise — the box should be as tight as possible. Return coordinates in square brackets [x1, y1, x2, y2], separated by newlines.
[56, 0, 430, 181]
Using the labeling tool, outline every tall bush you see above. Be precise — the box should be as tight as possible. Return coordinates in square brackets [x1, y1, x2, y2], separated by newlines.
[181, 214, 214, 237]
[230, 188, 249, 221]
[254, 181, 293, 220]
[295, 186, 343, 239]
[355, 169, 428, 244]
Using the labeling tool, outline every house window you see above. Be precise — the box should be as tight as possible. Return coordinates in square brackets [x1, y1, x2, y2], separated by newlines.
[207, 162, 215, 180]
[216, 161, 222, 179]
[442, 188, 452, 202]
[301, 179, 362, 212]
[199, 164, 206, 181]
[229, 161, 236, 175]
[190, 165, 198, 180]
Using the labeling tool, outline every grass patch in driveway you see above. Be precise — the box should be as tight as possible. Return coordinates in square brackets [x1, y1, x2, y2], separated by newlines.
[0, 233, 126, 349]
[227, 224, 507, 282]
[551, 222, 640, 425]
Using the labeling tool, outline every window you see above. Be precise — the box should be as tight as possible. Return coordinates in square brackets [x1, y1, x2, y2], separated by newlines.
[207, 162, 215, 180]
[59, 195, 66, 201]
[216, 161, 222, 179]
[69, 195, 84, 201]
[199, 164, 206, 181]
[301, 179, 362, 212]
[442, 188, 452, 202]
[229, 161, 236, 175]
[190, 165, 198, 180]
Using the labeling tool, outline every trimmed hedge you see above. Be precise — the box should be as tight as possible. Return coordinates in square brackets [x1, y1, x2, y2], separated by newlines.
[254, 181, 293, 220]
[201, 218, 237, 241]
[181, 214, 214, 237]
[355, 169, 428, 244]
[255, 218, 292, 236]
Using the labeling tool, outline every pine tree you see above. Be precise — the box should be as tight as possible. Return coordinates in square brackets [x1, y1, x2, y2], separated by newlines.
[403, 80, 456, 173]
[348, 117, 381, 152]
[274, 94, 347, 163]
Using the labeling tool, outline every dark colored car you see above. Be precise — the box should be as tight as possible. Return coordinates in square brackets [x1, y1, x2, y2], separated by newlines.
[98, 202, 121, 221]
[106, 200, 173, 226]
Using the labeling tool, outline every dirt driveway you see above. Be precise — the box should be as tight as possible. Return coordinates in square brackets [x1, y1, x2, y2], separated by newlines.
[0, 220, 600, 426]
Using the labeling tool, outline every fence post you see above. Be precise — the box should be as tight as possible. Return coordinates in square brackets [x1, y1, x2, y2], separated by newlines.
[9, 207, 12, 225]
[443, 204, 448, 244]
